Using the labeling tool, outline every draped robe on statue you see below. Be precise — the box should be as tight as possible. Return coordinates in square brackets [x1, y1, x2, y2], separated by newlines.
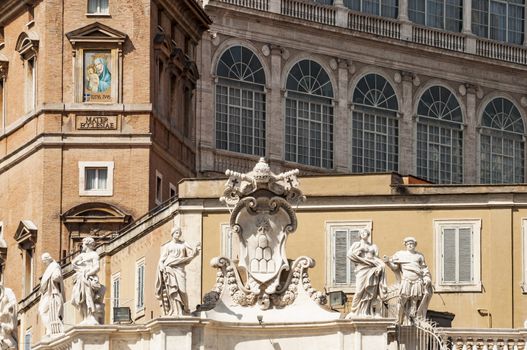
[155, 240, 197, 315]
[347, 241, 387, 317]
[39, 260, 65, 335]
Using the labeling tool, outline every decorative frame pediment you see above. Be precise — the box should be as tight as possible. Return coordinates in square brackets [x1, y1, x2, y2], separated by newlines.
[62, 202, 131, 224]
[14, 220, 37, 250]
[66, 22, 127, 46]
[15, 31, 39, 60]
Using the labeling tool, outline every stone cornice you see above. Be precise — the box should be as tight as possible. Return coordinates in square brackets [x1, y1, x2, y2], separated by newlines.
[0, 0, 31, 26]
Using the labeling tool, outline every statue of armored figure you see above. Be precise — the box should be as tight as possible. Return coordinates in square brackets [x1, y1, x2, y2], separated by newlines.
[39, 253, 65, 336]
[155, 226, 201, 316]
[71, 237, 106, 325]
[384, 237, 433, 325]
[0, 284, 17, 349]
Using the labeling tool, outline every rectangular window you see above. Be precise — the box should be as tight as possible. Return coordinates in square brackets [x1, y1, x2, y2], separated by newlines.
[79, 161, 114, 196]
[472, 0, 525, 44]
[434, 219, 481, 292]
[111, 273, 120, 322]
[85, 167, 108, 191]
[326, 221, 372, 292]
[24, 329, 31, 350]
[522, 218, 527, 293]
[0, 78, 5, 133]
[25, 57, 36, 113]
[24, 249, 34, 295]
[88, 0, 109, 14]
[155, 171, 163, 205]
[135, 259, 145, 313]
[221, 223, 240, 260]
[169, 183, 177, 198]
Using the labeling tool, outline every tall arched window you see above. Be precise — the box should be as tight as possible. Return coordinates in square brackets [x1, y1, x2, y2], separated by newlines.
[285, 60, 334, 169]
[215, 45, 266, 156]
[480, 97, 525, 183]
[416, 86, 463, 183]
[409, 0, 463, 32]
[351, 74, 399, 172]
[472, 0, 525, 44]
[344, 0, 398, 18]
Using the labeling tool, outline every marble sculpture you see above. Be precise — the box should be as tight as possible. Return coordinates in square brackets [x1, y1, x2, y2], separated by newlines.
[0, 284, 17, 350]
[39, 253, 65, 336]
[346, 228, 387, 317]
[384, 237, 433, 325]
[71, 237, 106, 325]
[155, 226, 201, 316]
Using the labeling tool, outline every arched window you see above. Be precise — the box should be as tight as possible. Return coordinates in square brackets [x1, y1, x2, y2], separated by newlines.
[344, 0, 398, 18]
[215, 45, 266, 156]
[285, 59, 334, 169]
[416, 86, 463, 183]
[480, 97, 525, 183]
[472, 0, 525, 44]
[409, 0, 463, 32]
[351, 74, 399, 172]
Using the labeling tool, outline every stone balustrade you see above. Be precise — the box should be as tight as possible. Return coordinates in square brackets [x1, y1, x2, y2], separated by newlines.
[212, 0, 527, 66]
[281, 0, 336, 26]
[438, 328, 527, 350]
[348, 10, 400, 39]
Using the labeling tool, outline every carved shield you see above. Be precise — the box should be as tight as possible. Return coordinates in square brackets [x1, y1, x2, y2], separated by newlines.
[231, 196, 296, 284]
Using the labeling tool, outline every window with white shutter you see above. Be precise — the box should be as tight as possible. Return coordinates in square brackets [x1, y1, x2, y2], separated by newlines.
[435, 219, 481, 292]
[111, 273, 120, 322]
[135, 258, 145, 314]
[326, 221, 372, 292]
[522, 218, 527, 293]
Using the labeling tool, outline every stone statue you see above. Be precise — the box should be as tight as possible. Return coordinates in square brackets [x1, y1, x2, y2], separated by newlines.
[0, 284, 17, 349]
[39, 253, 65, 336]
[346, 228, 387, 317]
[384, 237, 433, 325]
[71, 237, 106, 325]
[155, 226, 200, 316]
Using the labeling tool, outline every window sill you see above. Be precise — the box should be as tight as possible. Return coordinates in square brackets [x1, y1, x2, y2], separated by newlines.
[79, 190, 113, 196]
[434, 282, 482, 293]
[134, 308, 145, 320]
[86, 13, 111, 17]
[326, 286, 356, 294]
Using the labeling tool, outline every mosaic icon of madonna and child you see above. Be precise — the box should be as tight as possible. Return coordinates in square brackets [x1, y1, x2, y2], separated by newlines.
[84, 51, 112, 102]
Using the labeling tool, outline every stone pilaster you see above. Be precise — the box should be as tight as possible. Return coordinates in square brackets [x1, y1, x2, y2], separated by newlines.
[463, 84, 478, 183]
[462, 0, 472, 34]
[399, 71, 415, 175]
[268, 45, 283, 162]
[335, 59, 350, 172]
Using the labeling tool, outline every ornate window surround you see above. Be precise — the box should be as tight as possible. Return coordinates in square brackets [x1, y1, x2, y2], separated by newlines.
[324, 220, 372, 293]
[434, 219, 482, 292]
[66, 22, 126, 104]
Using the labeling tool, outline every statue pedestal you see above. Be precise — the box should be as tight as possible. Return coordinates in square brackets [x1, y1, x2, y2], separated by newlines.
[32, 317, 397, 350]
